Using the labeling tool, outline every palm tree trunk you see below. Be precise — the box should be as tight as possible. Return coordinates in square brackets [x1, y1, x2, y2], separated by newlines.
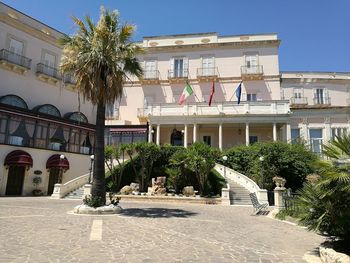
[92, 101, 106, 204]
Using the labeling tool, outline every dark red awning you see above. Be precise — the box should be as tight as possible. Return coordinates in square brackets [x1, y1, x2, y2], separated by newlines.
[4, 150, 33, 167]
[46, 154, 70, 170]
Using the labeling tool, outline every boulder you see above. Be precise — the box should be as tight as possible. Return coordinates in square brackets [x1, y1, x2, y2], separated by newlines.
[183, 186, 195, 197]
[120, 185, 133, 195]
[130, 182, 139, 191]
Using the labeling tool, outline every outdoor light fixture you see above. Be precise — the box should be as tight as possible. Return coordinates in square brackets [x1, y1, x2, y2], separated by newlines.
[181, 130, 185, 134]
[259, 156, 264, 162]
[222, 155, 228, 178]
[60, 154, 65, 160]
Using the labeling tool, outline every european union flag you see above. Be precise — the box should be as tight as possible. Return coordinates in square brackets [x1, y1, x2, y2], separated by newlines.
[235, 82, 242, 104]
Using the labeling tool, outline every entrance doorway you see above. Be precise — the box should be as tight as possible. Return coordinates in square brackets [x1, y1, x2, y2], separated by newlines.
[5, 166, 25, 195]
[47, 168, 62, 195]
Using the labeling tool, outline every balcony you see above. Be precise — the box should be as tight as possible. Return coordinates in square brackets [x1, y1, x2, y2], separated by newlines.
[63, 73, 77, 89]
[197, 67, 219, 82]
[313, 96, 331, 106]
[140, 70, 160, 85]
[0, 49, 31, 74]
[36, 63, 61, 84]
[290, 97, 308, 105]
[168, 69, 189, 83]
[137, 100, 290, 119]
[241, 65, 264, 80]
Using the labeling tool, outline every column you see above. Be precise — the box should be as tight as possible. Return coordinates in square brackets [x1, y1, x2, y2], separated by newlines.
[148, 123, 152, 143]
[219, 123, 223, 150]
[245, 122, 250, 146]
[273, 123, 277, 142]
[193, 123, 197, 143]
[324, 117, 331, 143]
[286, 123, 291, 143]
[301, 118, 308, 143]
[156, 124, 160, 145]
[184, 124, 188, 148]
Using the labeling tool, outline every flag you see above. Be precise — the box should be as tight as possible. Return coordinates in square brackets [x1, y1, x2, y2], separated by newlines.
[178, 82, 193, 105]
[208, 81, 215, 106]
[235, 82, 242, 104]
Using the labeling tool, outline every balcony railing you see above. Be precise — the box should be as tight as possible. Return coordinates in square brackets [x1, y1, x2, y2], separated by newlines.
[313, 96, 331, 105]
[137, 100, 290, 118]
[197, 67, 219, 81]
[168, 69, 189, 79]
[0, 49, 31, 69]
[241, 65, 264, 80]
[143, 70, 160, 80]
[63, 73, 77, 85]
[290, 97, 308, 105]
[36, 63, 61, 80]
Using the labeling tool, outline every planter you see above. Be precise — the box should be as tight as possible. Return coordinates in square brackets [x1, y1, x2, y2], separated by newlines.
[73, 204, 123, 215]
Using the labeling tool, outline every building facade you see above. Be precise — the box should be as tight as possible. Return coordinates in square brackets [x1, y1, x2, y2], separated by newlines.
[105, 33, 350, 151]
[0, 3, 96, 196]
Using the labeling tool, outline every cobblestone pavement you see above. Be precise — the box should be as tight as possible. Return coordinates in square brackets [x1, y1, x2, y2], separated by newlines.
[0, 197, 324, 263]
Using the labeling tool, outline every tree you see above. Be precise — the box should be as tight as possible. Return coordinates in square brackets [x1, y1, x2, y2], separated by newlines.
[60, 8, 142, 204]
[105, 144, 127, 192]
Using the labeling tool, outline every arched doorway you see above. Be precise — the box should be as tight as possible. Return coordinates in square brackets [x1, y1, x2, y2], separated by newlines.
[170, 129, 183, 146]
[4, 150, 33, 195]
[46, 154, 69, 195]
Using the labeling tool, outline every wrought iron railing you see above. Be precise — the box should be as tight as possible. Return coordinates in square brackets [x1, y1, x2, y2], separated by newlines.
[168, 69, 189, 79]
[63, 73, 77, 85]
[0, 49, 31, 69]
[290, 97, 308, 105]
[143, 70, 160, 79]
[197, 67, 219, 77]
[241, 65, 263, 75]
[36, 63, 61, 79]
[283, 190, 300, 213]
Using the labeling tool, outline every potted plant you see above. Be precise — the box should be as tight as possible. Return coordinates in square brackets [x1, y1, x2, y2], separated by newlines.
[32, 176, 43, 196]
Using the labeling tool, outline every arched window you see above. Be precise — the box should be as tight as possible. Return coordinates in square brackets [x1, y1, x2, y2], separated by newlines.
[66, 112, 88, 123]
[0, 95, 28, 109]
[34, 104, 61, 117]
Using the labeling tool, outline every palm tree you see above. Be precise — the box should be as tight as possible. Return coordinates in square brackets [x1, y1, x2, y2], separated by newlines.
[60, 7, 143, 204]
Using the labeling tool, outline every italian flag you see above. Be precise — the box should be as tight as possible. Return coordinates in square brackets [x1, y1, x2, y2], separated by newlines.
[178, 83, 193, 105]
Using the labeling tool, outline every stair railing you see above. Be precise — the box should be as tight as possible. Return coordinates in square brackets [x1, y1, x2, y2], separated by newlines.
[51, 173, 90, 199]
[215, 163, 268, 203]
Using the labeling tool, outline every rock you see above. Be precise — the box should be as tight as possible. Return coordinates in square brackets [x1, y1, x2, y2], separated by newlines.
[130, 182, 139, 191]
[183, 186, 195, 197]
[120, 185, 133, 195]
[319, 246, 350, 263]
[155, 187, 166, 195]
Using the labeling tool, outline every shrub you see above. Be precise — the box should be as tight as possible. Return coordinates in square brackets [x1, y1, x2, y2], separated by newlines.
[83, 196, 105, 208]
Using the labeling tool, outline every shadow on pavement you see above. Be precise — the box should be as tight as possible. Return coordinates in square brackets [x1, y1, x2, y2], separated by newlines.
[120, 208, 198, 218]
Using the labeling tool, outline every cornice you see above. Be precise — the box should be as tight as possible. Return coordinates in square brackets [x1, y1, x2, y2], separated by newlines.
[0, 13, 62, 48]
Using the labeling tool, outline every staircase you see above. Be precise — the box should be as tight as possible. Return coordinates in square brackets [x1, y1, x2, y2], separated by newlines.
[228, 180, 252, 205]
[64, 187, 84, 199]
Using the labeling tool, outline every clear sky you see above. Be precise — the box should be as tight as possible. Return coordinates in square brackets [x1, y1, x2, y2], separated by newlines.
[2, 0, 350, 72]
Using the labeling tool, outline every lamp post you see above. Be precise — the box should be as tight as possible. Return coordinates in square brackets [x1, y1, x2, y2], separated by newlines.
[222, 155, 228, 178]
[259, 156, 264, 188]
[88, 155, 94, 184]
[59, 154, 65, 183]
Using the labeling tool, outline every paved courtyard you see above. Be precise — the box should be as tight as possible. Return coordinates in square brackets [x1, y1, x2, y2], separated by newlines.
[0, 197, 324, 263]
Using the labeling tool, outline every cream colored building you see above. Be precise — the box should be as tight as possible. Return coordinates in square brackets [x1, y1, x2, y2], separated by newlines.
[105, 33, 350, 152]
[0, 3, 96, 196]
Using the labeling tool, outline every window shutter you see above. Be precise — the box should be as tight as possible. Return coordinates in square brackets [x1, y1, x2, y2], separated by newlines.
[313, 88, 317, 103]
[170, 58, 174, 78]
[183, 57, 189, 77]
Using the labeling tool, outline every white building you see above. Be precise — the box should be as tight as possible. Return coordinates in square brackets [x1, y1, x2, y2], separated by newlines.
[0, 3, 96, 196]
[105, 33, 350, 152]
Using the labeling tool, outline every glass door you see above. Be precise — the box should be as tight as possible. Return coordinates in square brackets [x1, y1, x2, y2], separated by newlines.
[5, 166, 25, 195]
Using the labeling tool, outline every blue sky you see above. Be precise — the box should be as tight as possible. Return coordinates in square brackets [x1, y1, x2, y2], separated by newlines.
[2, 0, 350, 72]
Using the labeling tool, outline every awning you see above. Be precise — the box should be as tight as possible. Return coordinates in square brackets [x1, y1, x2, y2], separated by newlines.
[46, 154, 70, 170]
[4, 150, 33, 167]
[109, 128, 147, 134]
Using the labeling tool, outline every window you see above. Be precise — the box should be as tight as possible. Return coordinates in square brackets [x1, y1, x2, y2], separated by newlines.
[0, 116, 7, 144]
[293, 88, 302, 99]
[331, 128, 348, 140]
[0, 95, 28, 109]
[69, 129, 80, 153]
[309, 129, 323, 154]
[291, 128, 300, 144]
[170, 57, 188, 78]
[203, 136, 211, 146]
[201, 56, 215, 76]
[249, 136, 258, 144]
[35, 104, 61, 117]
[68, 112, 88, 123]
[8, 38, 24, 65]
[144, 60, 157, 79]
[34, 123, 48, 149]
[245, 54, 258, 73]
[41, 51, 57, 76]
[247, 94, 257, 102]
[314, 88, 329, 104]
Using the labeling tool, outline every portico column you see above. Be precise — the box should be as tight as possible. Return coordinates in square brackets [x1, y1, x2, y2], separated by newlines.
[324, 117, 331, 143]
[301, 118, 309, 143]
[245, 122, 250, 146]
[148, 123, 153, 143]
[184, 124, 188, 148]
[156, 124, 160, 145]
[193, 123, 197, 143]
[219, 123, 223, 150]
[273, 123, 277, 142]
[286, 123, 291, 143]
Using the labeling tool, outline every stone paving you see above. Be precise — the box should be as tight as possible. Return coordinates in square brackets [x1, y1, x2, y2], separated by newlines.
[0, 197, 324, 263]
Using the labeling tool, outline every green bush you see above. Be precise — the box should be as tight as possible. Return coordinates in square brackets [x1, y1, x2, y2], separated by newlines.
[219, 142, 317, 191]
[83, 196, 105, 208]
